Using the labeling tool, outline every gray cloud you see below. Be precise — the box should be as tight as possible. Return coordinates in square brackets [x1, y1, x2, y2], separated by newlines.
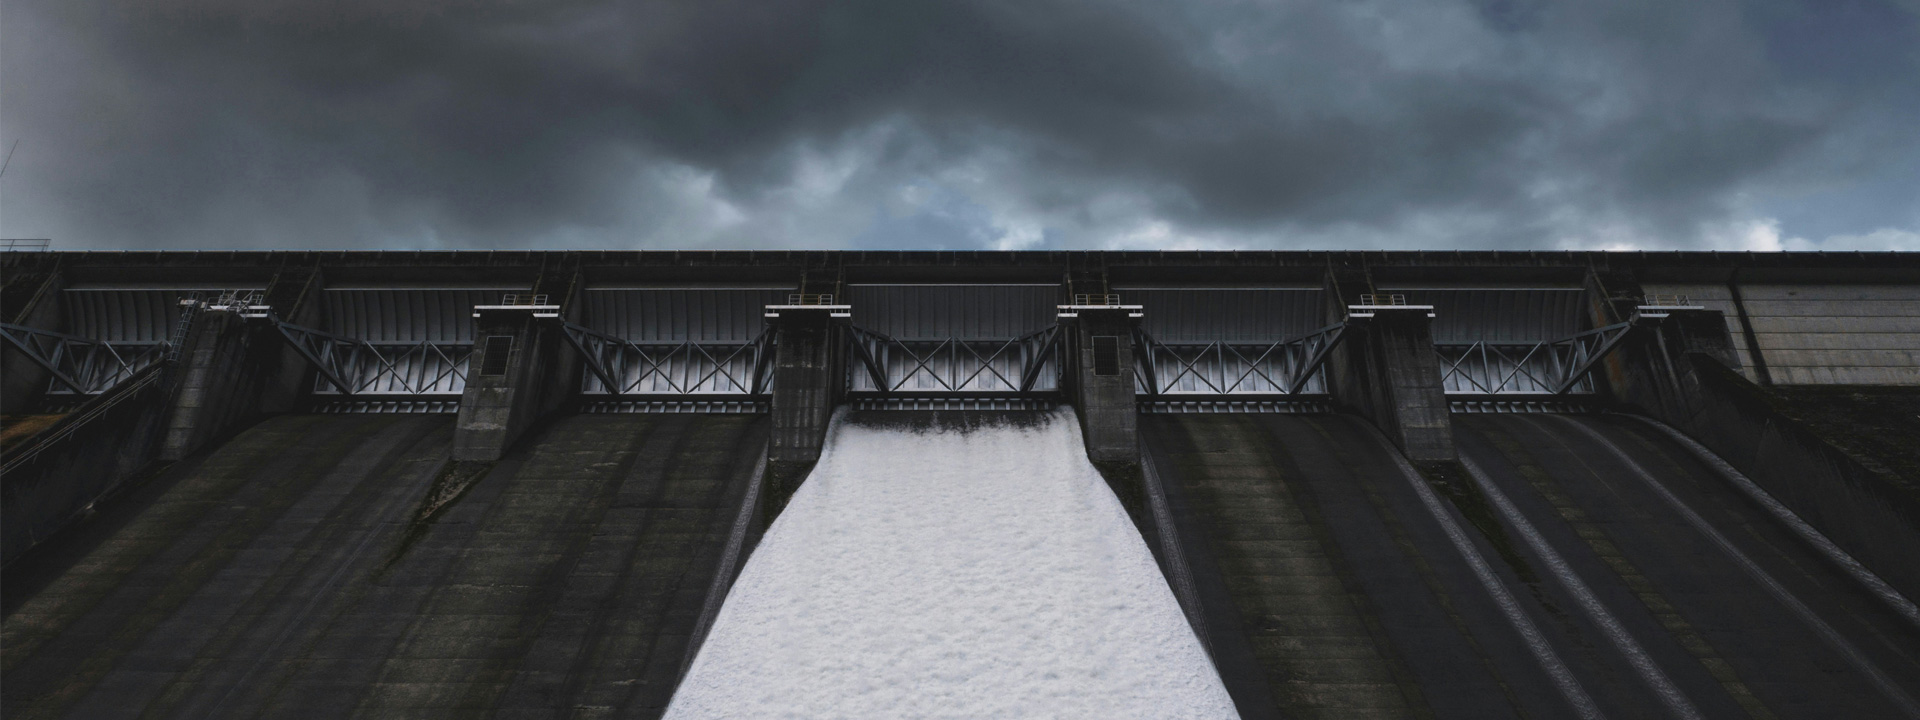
[2, 0, 1916, 250]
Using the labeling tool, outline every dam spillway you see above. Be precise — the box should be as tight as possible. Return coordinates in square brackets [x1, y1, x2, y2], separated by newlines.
[668, 409, 1234, 718]
[5, 249, 1920, 718]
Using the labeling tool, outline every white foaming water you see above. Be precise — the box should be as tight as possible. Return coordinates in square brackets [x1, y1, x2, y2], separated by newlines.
[666, 409, 1236, 719]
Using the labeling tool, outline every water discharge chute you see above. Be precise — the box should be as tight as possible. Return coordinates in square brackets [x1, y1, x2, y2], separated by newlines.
[667, 408, 1235, 718]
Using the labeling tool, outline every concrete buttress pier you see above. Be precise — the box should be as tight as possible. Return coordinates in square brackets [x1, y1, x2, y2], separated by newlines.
[1059, 303, 1150, 526]
[453, 294, 573, 461]
[1063, 304, 1142, 464]
[763, 302, 850, 519]
[1322, 290, 1455, 462]
[160, 266, 324, 461]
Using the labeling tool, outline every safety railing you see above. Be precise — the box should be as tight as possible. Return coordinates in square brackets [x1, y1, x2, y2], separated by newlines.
[499, 293, 551, 306]
[1071, 294, 1122, 306]
[1436, 321, 1634, 395]
[1132, 322, 1347, 396]
[1358, 293, 1407, 306]
[847, 325, 1062, 395]
[786, 294, 836, 306]
[563, 323, 775, 396]
[1641, 294, 1692, 306]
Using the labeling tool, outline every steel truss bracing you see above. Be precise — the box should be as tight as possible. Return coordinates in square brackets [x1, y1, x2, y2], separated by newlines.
[562, 322, 775, 396]
[0, 324, 169, 395]
[1, 295, 201, 395]
[1132, 322, 1347, 396]
[275, 321, 472, 396]
[1436, 321, 1634, 395]
[847, 325, 1062, 395]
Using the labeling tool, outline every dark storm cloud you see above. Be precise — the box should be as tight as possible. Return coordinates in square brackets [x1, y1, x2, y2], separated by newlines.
[2, 0, 1917, 249]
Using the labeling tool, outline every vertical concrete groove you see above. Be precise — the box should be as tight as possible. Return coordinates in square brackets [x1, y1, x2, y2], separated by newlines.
[1469, 419, 1775, 720]
[1300, 417, 1534, 719]
[1551, 416, 1920, 718]
[1456, 454, 1705, 720]
[1364, 425, 1606, 720]
[1628, 416, 1920, 630]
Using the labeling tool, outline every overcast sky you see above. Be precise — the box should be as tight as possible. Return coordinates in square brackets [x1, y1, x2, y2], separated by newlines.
[3, 0, 1917, 252]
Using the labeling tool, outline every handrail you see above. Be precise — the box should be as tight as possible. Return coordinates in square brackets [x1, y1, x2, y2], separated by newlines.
[1358, 293, 1407, 306]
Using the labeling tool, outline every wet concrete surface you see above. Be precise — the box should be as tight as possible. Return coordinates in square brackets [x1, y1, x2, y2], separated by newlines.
[1145, 412, 1920, 720]
[2, 412, 768, 720]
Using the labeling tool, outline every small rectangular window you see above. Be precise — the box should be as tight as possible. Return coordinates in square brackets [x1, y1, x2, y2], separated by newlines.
[1092, 335, 1120, 376]
[480, 335, 515, 376]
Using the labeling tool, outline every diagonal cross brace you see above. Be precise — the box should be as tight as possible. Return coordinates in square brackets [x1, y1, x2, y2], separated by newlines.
[273, 321, 364, 395]
[1, 323, 91, 394]
[1549, 321, 1634, 394]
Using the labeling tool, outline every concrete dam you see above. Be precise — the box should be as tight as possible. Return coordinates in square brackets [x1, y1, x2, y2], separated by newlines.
[3, 250, 1918, 718]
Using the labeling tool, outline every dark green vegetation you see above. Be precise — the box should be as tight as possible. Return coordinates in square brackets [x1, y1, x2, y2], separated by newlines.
[1, 412, 767, 719]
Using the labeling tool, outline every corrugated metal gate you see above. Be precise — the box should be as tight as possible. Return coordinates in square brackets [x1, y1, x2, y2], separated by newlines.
[846, 285, 1061, 394]
[1388, 288, 1596, 394]
[43, 288, 253, 394]
[1121, 288, 1334, 395]
[576, 288, 783, 395]
[314, 289, 507, 395]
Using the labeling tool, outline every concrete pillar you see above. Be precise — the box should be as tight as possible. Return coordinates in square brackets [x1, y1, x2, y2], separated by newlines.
[1058, 303, 1149, 529]
[1064, 305, 1142, 464]
[160, 266, 327, 460]
[160, 309, 253, 460]
[1322, 273, 1455, 462]
[453, 300, 565, 461]
[762, 303, 848, 518]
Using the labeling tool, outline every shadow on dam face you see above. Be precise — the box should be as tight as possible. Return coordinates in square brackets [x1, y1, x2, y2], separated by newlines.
[2, 412, 769, 719]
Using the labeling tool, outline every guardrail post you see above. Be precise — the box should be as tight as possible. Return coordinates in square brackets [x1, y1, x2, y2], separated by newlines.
[762, 300, 851, 520]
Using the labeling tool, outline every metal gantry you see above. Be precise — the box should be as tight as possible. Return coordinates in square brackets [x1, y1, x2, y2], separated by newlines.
[273, 322, 474, 395]
[1132, 322, 1347, 396]
[1436, 320, 1635, 395]
[563, 322, 775, 396]
[1, 294, 204, 395]
[0, 324, 170, 395]
[846, 325, 1063, 395]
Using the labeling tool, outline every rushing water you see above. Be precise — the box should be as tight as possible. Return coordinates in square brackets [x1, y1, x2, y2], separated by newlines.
[667, 408, 1235, 719]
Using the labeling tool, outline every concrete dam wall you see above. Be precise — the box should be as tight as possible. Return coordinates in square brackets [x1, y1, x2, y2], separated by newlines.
[3, 413, 767, 717]
[5, 249, 1920, 718]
